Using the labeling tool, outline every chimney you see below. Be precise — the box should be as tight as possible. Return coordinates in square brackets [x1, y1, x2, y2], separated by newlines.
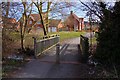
[70, 11, 73, 14]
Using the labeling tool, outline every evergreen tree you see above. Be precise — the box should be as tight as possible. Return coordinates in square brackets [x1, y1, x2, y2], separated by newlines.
[95, 2, 120, 64]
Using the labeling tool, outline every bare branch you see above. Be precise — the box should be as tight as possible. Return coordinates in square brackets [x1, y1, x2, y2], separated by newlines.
[79, 0, 103, 21]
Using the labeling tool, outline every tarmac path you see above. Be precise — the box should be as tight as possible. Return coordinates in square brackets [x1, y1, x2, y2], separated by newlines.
[9, 37, 94, 78]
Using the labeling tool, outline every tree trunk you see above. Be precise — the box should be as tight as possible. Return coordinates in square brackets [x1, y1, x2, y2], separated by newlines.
[6, 2, 10, 17]
[37, 2, 47, 35]
[20, 21, 24, 50]
[46, 2, 51, 33]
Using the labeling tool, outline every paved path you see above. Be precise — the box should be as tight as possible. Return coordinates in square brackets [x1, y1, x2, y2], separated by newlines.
[61, 37, 80, 44]
[9, 37, 94, 78]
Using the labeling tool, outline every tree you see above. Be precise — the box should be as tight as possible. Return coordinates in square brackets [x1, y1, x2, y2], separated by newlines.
[80, 1, 120, 64]
[32, 1, 76, 34]
[45, 1, 52, 33]
[19, 1, 33, 51]
[32, 1, 47, 35]
[1, 2, 20, 56]
[96, 1, 120, 64]
[2, 2, 24, 20]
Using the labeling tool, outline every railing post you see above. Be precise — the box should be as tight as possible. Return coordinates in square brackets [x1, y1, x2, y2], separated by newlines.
[32, 37, 37, 59]
[56, 43, 60, 64]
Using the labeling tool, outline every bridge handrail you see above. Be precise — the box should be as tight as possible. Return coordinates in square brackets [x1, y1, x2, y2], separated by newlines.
[80, 35, 89, 62]
[33, 35, 60, 57]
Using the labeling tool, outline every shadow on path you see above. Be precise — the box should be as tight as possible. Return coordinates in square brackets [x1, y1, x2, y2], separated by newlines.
[9, 37, 93, 78]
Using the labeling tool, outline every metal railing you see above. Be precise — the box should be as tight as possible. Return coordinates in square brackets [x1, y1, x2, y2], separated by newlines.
[33, 35, 60, 57]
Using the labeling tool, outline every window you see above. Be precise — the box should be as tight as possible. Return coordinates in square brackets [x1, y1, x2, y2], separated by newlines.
[29, 21, 32, 24]
[37, 21, 41, 24]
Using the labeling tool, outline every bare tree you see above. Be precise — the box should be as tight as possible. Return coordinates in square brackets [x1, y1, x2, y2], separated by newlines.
[45, 1, 52, 33]
[1, 2, 22, 56]
[19, 1, 33, 51]
[32, 1, 76, 34]
[32, 1, 47, 35]
[79, 0, 115, 22]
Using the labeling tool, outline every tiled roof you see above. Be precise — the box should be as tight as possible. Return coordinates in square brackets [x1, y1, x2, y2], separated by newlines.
[72, 13, 80, 22]
[49, 19, 61, 27]
[30, 14, 40, 21]
[70, 11, 84, 22]
[30, 13, 47, 21]
[2, 17, 17, 23]
[2, 16, 19, 29]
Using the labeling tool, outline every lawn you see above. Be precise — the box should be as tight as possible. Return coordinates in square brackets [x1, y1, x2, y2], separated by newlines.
[48, 31, 86, 42]
[8, 31, 86, 48]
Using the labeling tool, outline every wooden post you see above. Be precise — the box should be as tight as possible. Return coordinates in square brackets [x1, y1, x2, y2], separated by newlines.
[56, 44, 60, 64]
[32, 37, 37, 59]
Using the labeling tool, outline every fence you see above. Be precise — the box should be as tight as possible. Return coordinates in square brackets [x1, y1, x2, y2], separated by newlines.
[80, 35, 89, 62]
[33, 35, 60, 57]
